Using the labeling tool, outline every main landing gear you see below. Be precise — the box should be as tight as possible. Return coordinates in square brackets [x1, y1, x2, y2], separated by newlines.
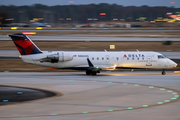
[86, 70, 100, 75]
[162, 69, 166, 75]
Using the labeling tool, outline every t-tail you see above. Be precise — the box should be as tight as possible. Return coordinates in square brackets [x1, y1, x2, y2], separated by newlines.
[8, 33, 42, 55]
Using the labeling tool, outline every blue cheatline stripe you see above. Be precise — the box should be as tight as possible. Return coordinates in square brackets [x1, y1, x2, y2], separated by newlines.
[14, 43, 26, 55]
[31, 46, 42, 54]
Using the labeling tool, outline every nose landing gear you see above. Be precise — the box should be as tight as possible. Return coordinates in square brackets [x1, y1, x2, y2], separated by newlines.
[162, 69, 166, 75]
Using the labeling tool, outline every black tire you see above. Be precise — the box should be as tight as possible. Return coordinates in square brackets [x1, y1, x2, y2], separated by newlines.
[86, 70, 91, 75]
[91, 72, 97, 75]
[162, 71, 166, 75]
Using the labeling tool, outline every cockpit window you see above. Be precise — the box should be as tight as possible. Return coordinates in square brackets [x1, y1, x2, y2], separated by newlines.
[158, 55, 165, 59]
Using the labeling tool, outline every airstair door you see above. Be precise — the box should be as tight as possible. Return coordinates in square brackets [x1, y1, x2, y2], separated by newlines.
[146, 56, 152, 66]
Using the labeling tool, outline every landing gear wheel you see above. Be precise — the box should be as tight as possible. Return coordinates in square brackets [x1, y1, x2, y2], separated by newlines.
[86, 70, 91, 75]
[86, 70, 97, 75]
[91, 72, 97, 75]
[162, 69, 166, 75]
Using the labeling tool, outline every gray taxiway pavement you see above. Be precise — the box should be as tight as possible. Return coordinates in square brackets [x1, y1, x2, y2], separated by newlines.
[1, 29, 180, 33]
[1, 34, 180, 41]
[0, 71, 180, 120]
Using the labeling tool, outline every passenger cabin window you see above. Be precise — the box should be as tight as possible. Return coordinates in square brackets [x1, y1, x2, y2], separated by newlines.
[92, 57, 94, 60]
[97, 57, 99, 60]
[102, 57, 104, 60]
[158, 55, 165, 59]
[117, 57, 119, 60]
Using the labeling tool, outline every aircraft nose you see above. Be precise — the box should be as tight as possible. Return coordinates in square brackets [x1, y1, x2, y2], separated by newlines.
[171, 61, 177, 68]
[173, 62, 178, 67]
[167, 59, 177, 68]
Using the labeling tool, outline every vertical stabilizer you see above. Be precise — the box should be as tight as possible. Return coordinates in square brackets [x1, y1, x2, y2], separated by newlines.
[9, 33, 42, 55]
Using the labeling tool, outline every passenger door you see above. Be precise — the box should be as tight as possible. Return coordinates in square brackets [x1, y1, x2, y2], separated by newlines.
[146, 56, 152, 66]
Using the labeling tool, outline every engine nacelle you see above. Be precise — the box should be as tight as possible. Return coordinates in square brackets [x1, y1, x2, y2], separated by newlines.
[58, 52, 73, 62]
[47, 52, 73, 63]
[47, 54, 59, 63]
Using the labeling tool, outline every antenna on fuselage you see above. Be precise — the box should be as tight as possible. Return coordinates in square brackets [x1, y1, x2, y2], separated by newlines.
[104, 49, 107, 52]
[136, 49, 139, 52]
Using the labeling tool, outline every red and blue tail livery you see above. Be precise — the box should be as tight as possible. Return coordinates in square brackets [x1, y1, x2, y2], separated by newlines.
[9, 33, 42, 55]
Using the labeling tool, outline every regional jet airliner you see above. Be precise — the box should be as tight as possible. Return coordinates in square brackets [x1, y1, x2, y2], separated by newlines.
[9, 33, 177, 75]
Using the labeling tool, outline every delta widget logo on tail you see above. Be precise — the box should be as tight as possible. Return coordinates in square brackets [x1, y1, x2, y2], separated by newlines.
[9, 33, 42, 55]
[13, 40, 37, 55]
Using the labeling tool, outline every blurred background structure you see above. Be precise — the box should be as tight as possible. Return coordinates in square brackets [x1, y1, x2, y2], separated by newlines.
[0, 3, 180, 27]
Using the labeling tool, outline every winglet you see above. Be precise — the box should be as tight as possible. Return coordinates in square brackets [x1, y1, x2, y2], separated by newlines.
[87, 58, 94, 67]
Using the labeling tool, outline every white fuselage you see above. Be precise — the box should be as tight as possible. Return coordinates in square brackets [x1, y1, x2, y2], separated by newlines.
[21, 51, 177, 70]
